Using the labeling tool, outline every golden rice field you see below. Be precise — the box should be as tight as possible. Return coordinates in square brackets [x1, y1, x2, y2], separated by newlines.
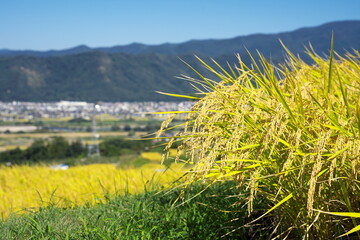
[0, 144, 29, 152]
[141, 149, 179, 162]
[141, 152, 162, 162]
[0, 163, 184, 219]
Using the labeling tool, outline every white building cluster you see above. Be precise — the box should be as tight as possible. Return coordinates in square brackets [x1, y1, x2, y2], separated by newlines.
[0, 101, 194, 121]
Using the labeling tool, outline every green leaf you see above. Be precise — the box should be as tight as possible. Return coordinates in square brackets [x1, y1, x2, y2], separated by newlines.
[235, 144, 260, 151]
[139, 135, 198, 141]
[327, 147, 349, 160]
[244, 163, 261, 169]
[327, 33, 334, 93]
[249, 193, 293, 224]
[156, 91, 201, 100]
[322, 124, 344, 131]
[178, 57, 216, 90]
[339, 225, 360, 237]
[317, 211, 360, 238]
[217, 159, 262, 163]
[277, 138, 290, 147]
[149, 111, 197, 114]
[323, 212, 360, 218]
[205, 172, 221, 178]
[223, 170, 243, 177]
[316, 168, 328, 178]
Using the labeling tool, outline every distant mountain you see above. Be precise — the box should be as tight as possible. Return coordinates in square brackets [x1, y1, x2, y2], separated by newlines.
[0, 45, 93, 58]
[1, 20, 359, 58]
[0, 20, 359, 102]
[0, 52, 210, 102]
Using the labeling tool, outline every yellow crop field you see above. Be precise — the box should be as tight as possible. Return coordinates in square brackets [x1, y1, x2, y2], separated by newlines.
[168, 149, 178, 157]
[141, 152, 162, 162]
[0, 144, 29, 152]
[141, 150, 179, 162]
[0, 163, 184, 219]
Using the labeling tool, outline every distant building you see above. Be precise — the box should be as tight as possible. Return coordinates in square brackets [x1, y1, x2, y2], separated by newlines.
[57, 101, 88, 107]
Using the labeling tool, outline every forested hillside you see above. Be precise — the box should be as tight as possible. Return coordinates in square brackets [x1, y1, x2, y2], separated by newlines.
[0, 20, 359, 102]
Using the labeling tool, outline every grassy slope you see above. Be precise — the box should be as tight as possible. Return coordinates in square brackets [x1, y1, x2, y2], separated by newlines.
[0, 182, 271, 240]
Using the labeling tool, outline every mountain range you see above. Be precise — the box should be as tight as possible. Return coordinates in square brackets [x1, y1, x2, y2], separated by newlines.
[0, 20, 359, 102]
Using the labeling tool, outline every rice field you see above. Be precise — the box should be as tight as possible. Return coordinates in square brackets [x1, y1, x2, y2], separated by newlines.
[141, 152, 162, 162]
[0, 163, 184, 219]
[141, 150, 179, 164]
[0, 145, 29, 152]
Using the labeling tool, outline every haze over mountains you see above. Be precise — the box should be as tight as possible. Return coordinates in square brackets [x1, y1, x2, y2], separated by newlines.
[0, 20, 359, 102]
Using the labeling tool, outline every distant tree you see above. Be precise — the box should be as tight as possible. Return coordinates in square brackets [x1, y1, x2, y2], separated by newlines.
[68, 140, 86, 157]
[0, 137, 87, 165]
[110, 125, 121, 131]
[47, 137, 70, 159]
[123, 125, 131, 131]
[25, 139, 48, 162]
[133, 126, 144, 131]
[34, 120, 44, 127]
[127, 131, 135, 137]
[68, 118, 90, 123]
[144, 123, 161, 132]
[0, 147, 23, 164]
[99, 138, 151, 156]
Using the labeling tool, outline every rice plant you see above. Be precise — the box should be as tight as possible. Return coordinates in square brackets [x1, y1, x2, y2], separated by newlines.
[157, 41, 360, 239]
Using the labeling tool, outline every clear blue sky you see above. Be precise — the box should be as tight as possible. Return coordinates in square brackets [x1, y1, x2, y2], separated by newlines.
[1, 0, 359, 50]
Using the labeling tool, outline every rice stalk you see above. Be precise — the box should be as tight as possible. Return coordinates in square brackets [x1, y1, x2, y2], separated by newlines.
[157, 43, 360, 239]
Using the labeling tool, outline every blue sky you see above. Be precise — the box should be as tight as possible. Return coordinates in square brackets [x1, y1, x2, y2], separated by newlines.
[1, 0, 359, 50]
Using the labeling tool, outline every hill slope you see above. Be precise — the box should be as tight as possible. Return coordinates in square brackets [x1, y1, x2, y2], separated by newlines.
[0, 20, 359, 102]
[0, 53, 208, 102]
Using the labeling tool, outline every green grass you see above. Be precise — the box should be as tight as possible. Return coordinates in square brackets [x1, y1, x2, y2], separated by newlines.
[0, 181, 271, 240]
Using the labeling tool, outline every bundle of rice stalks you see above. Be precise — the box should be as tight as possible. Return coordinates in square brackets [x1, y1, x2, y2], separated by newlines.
[157, 41, 360, 239]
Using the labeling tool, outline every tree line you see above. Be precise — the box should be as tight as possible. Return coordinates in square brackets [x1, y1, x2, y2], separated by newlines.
[0, 137, 85, 165]
[0, 137, 156, 165]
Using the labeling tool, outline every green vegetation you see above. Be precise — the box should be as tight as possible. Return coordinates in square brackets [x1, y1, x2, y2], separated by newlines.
[0, 116, 182, 167]
[0, 53, 201, 102]
[0, 181, 271, 240]
[0, 21, 358, 102]
[0, 137, 85, 165]
[99, 138, 152, 156]
[0, 134, 180, 169]
[0, 117, 168, 136]
[159, 42, 360, 239]
[0, 136, 161, 166]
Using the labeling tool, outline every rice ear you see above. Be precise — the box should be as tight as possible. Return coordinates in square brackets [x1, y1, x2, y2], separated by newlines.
[158, 46, 360, 238]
